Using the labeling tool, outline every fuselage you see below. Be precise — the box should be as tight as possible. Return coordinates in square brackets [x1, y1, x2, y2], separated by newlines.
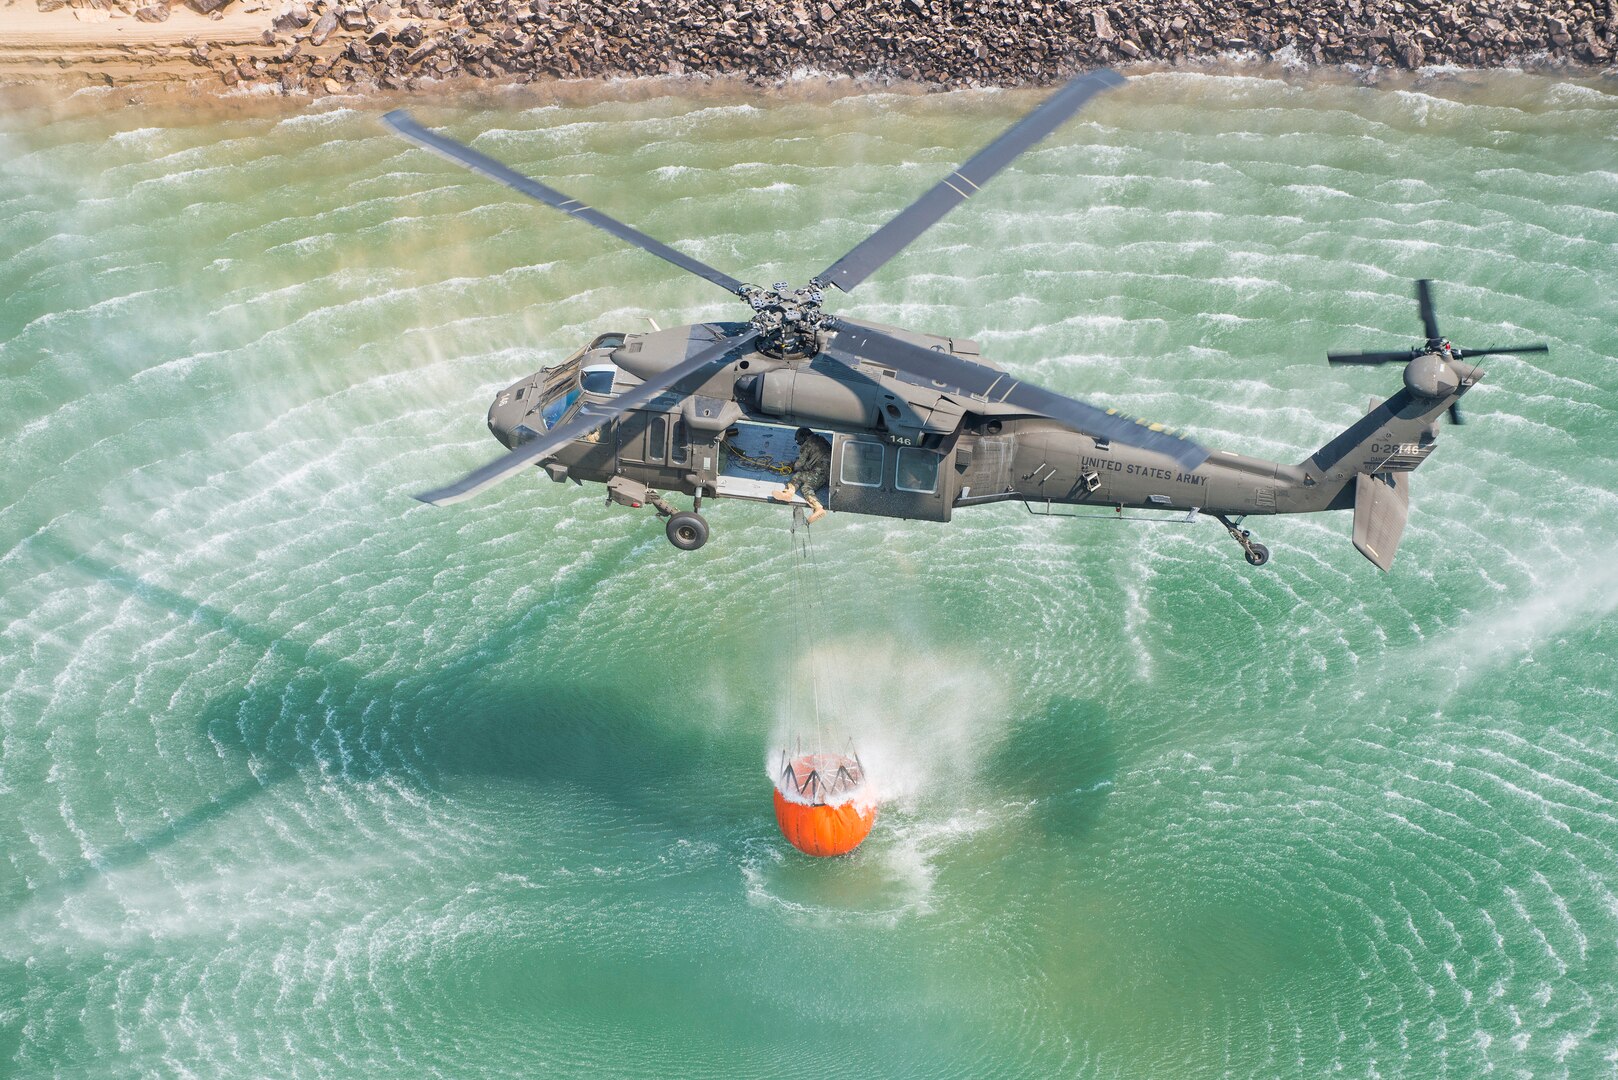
[487, 319, 1458, 528]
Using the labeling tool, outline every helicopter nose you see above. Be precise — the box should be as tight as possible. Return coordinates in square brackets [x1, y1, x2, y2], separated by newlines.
[486, 381, 533, 449]
[486, 399, 512, 448]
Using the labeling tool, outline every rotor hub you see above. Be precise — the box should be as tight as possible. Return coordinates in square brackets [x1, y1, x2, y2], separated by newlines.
[741, 280, 831, 359]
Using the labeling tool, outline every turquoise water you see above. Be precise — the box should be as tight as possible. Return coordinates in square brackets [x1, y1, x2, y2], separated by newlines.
[2, 71, 1617, 1076]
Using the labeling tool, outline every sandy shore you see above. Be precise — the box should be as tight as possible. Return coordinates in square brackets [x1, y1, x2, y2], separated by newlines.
[0, 1, 430, 91]
[2, 3, 277, 83]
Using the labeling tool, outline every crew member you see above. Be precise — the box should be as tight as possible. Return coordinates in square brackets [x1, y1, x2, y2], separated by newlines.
[773, 427, 832, 524]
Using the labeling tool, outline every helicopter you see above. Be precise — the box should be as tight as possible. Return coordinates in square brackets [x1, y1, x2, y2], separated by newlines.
[383, 70, 1547, 571]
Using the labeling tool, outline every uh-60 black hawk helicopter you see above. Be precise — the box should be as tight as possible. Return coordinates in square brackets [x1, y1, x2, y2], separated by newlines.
[384, 69, 1547, 571]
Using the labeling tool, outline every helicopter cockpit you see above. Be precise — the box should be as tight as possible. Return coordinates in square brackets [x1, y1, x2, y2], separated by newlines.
[490, 333, 626, 449]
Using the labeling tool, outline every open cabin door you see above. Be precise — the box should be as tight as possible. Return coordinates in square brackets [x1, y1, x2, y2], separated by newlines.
[710, 423, 954, 521]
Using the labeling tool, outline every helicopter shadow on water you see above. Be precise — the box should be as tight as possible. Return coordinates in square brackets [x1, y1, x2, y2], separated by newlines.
[13, 539, 757, 917]
[978, 695, 1119, 843]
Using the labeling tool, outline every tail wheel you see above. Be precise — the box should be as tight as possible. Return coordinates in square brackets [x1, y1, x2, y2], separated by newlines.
[666, 511, 709, 551]
[1245, 542, 1270, 567]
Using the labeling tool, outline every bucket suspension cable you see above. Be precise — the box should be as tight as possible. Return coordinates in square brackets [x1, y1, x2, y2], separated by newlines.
[784, 513, 801, 762]
[798, 511, 849, 727]
[787, 506, 826, 750]
[780, 505, 851, 797]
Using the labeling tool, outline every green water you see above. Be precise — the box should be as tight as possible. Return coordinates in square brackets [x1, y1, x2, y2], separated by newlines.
[2, 70, 1617, 1077]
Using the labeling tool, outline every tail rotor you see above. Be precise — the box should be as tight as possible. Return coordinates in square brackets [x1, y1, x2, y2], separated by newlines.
[1326, 279, 1549, 425]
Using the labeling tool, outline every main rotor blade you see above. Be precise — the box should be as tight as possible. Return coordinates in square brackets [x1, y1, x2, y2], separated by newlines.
[1327, 350, 1417, 365]
[414, 328, 760, 506]
[383, 110, 749, 298]
[817, 69, 1126, 294]
[828, 319, 1208, 471]
[1415, 279, 1440, 341]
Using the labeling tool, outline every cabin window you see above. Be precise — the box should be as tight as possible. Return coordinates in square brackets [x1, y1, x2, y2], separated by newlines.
[581, 367, 616, 395]
[646, 416, 667, 463]
[840, 440, 884, 487]
[895, 447, 940, 494]
[670, 420, 689, 464]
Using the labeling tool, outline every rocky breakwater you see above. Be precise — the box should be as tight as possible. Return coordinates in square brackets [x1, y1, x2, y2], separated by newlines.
[20, 0, 1618, 91]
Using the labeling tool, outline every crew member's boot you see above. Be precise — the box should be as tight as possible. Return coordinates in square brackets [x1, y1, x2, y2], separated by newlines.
[805, 493, 827, 525]
[772, 483, 798, 504]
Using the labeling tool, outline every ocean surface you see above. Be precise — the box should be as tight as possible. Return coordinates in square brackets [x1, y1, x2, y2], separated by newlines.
[2, 69, 1616, 1077]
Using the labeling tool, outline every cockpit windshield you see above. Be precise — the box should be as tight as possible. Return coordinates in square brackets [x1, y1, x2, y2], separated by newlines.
[540, 386, 580, 429]
[536, 352, 584, 430]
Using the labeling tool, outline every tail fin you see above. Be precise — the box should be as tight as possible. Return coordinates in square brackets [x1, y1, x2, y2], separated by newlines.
[1301, 387, 1465, 572]
[1353, 465, 1410, 572]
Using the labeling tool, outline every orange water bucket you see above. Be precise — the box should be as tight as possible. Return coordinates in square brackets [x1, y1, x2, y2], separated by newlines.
[772, 752, 878, 857]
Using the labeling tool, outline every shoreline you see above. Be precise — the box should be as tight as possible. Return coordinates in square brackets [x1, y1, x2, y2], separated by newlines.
[2, 0, 1615, 100]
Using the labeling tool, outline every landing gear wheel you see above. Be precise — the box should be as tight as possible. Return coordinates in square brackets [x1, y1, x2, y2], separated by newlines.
[666, 511, 709, 551]
[1215, 513, 1270, 569]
